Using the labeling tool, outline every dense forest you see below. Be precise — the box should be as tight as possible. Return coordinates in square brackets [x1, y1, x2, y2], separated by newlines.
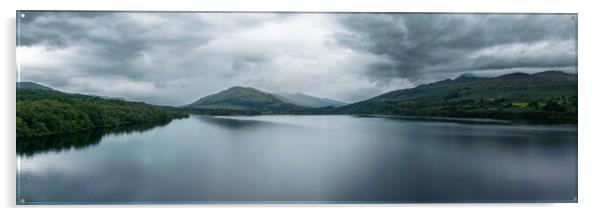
[17, 88, 188, 138]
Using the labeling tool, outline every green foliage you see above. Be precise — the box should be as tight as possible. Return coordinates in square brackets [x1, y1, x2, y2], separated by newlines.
[543, 100, 566, 112]
[16, 89, 188, 137]
[331, 71, 577, 123]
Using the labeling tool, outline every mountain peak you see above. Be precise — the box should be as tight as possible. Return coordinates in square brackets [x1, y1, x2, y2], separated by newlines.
[454, 73, 484, 83]
[183, 86, 303, 112]
[226, 86, 253, 91]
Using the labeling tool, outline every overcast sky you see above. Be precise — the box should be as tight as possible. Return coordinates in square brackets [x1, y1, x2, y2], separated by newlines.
[17, 12, 577, 105]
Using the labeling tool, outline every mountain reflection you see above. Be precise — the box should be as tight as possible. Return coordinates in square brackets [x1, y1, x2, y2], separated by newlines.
[195, 116, 300, 130]
[17, 121, 172, 157]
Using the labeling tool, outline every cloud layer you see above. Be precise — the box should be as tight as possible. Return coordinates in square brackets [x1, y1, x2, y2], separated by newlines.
[17, 12, 577, 105]
[334, 14, 577, 82]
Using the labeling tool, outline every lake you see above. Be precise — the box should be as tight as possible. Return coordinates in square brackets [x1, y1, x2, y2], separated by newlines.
[17, 115, 577, 204]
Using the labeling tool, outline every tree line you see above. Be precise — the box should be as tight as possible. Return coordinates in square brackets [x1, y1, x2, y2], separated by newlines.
[17, 89, 188, 138]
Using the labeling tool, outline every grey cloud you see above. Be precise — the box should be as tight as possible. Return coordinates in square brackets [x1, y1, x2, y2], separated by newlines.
[18, 12, 336, 105]
[25, 12, 217, 78]
[231, 55, 270, 72]
[19, 12, 217, 80]
[333, 13, 577, 81]
[17, 12, 577, 105]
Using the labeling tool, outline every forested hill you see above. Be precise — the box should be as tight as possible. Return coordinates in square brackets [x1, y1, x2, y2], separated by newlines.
[331, 71, 577, 123]
[182, 86, 307, 114]
[16, 84, 189, 138]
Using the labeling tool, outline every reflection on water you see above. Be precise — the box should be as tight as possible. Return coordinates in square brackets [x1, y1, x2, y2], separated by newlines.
[17, 115, 577, 204]
[356, 114, 513, 125]
[195, 115, 304, 130]
[17, 121, 171, 157]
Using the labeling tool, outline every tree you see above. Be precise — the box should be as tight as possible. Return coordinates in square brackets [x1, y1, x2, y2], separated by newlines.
[543, 100, 565, 112]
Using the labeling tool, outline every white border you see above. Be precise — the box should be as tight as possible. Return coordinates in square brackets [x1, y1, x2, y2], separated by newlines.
[2, 0, 601, 215]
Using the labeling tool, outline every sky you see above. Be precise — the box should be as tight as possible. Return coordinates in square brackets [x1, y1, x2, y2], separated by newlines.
[17, 12, 577, 106]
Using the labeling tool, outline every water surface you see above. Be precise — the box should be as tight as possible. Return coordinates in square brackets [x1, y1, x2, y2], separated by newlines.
[17, 115, 577, 203]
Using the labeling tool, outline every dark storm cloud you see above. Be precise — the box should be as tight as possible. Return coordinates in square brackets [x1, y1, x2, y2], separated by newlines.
[19, 12, 111, 46]
[333, 14, 577, 81]
[19, 12, 217, 79]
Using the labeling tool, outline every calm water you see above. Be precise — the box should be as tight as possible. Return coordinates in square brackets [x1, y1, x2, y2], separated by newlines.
[17, 115, 577, 204]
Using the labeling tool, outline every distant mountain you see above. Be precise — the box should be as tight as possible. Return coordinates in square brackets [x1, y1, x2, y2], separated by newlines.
[334, 71, 577, 122]
[454, 73, 485, 83]
[182, 86, 307, 114]
[95, 95, 127, 101]
[276, 92, 347, 108]
[17, 82, 55, 91]
[17, 82, 130, 102]
[367, 71, 576, 103]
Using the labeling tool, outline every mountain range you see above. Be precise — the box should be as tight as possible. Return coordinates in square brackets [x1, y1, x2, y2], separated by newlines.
[182, 71, 576, 122]
[364, 71, 576, 104]
[18, 71, 578, 123]
[332, 71, 577, 122]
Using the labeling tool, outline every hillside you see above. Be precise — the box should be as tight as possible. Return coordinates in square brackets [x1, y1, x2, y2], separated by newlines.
[333, 71, 577, 123]
[17, 84, 188, 138]
[17, 82, 55, 91]
[182, 86, 307, 114]
[276, 92, 347, 108]
[368, 71, 576, 102]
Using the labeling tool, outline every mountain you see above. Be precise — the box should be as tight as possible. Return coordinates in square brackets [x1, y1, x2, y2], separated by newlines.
[367, 71, 576, 102]
[17, 82, 55, 91]
[182, 86, 307, 114]
[454, 73, 485, 83]
[335, 71, 577, 122]
[276, 92, 347, 108]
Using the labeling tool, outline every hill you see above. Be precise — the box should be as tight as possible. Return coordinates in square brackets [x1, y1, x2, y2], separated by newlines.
[334, 71, 577, 123]
[17, 83, 188, 138]
[17, 82, 55, 91]
[454, 73, 485, 83]
[276, 92, 347, 108]
[182, 86, 307, 114]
